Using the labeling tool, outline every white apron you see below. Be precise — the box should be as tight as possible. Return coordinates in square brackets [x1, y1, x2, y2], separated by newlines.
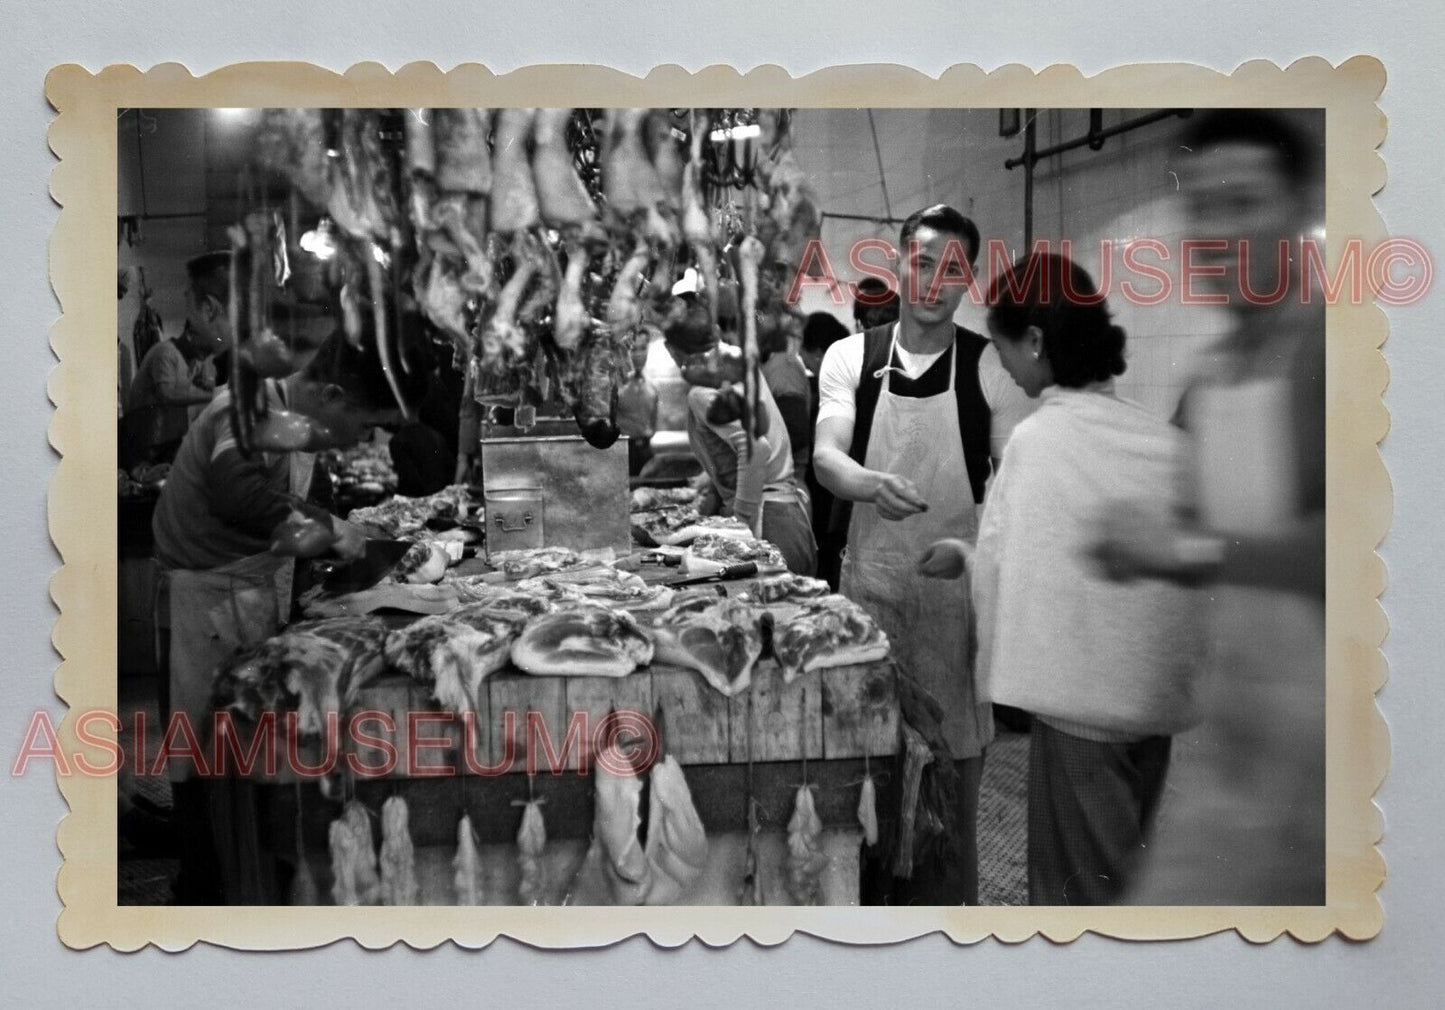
[840, 336, 992, 758]
[165, 449, 316, 782]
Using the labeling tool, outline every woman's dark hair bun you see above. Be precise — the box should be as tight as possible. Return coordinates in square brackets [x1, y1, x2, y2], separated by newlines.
[985, 253, 1129, 389]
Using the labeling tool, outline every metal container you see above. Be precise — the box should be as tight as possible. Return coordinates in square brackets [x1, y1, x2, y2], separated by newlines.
[483, 486, 545, 553]
[480, 434, 631, 560]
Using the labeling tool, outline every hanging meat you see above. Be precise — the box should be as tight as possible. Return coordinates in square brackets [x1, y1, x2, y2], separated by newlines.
[454, 813, 485, 905]
[785, 785, 828, 905]
[289, 786, 320, 906]
[379, 795, 420, 906]
[328, 109, 400, 245]
[603, 108, 676, 248]
[757, 109, 823, 273]
[434, 108, 493, 194]
[329, 800, 382, 906]
[416, 254, 473, 363]
[533, 107, 601, 234]
[552, 238, 593, 352]
[615, 367, 659, 439]
[572, 737, 707, 905]
[681, 111, 720, 336]
[478, 232, 543, 377]
[641, 754, 709, 902]
[255, 108, 331, 210]
[605, 235, 652, 338]
[645, 110, 685, 214]
[736, 233, 768, 446]
[858, 775, 880, 848]
[569, 330, 623, 449]
[516, 798, 547, 905]
[490, 108, 541, 235]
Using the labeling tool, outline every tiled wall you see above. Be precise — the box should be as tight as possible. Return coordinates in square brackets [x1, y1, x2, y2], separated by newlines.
[788, 108, 1323, 420]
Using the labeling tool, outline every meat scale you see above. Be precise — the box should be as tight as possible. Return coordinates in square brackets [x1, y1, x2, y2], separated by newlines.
[477, 409, 632, 560]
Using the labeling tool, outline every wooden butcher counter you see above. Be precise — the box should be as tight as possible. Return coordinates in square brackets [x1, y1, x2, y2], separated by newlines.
[217, 569, 904, 906]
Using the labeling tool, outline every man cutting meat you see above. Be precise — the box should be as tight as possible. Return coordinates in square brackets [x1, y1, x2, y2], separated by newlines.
[153, 315, 418, 901]
[661, 310, 817, 577]
[812, 204, 1033, 904]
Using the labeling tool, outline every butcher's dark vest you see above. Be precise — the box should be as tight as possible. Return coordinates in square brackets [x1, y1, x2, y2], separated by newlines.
[830, 323, 993, 536]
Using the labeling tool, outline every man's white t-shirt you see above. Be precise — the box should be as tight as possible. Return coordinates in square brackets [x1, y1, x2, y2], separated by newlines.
[816, 326, 1037, 460]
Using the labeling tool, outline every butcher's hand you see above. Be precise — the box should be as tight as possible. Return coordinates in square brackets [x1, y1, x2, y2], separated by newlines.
[871, 473, 928, 521]
[918, 538, 972, 580]
[330, 519, 368, 562]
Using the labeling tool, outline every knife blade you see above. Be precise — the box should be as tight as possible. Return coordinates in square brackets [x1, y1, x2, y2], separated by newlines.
[316, 539, 415, 594]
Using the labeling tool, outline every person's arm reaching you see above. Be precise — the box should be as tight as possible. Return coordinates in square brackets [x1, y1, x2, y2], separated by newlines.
[206, 446, 319, 539]
[810, 337, 926, 521]
[689, 387, 770, 534]
[813, 416, 927, 521]
[1092, 505, 1324, 597]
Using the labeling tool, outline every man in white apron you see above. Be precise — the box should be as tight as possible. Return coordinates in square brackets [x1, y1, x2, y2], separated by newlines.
[1092, 110, 1326, 904]
[814, 205, 1031, 903]
[151, 330, 408, 901]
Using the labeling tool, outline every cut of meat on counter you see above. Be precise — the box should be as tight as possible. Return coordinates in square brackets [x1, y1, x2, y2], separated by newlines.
[379, 796, 420, 906]
[510, 603, 655, 678]
[346, 484, 479, 539]
[487, 546, 587, 581]
[383, 603, 522, 713]
[516, 568, 675, 613]
[393, 540, 452, 584]
[645, 597, 765, 697]
[680, 533, 786, 575]
[329, 800, 382, 906]
[771, 595, 891, 682]
[629, 486, 699, 512]
[210, 617, 389, 738]
[448, 580, 560, 620]
[633, 510, 753, 548]
[734, 573, 833, 606]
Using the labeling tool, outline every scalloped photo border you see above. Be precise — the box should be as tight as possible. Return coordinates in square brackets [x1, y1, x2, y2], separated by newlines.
[46, 58, 1389, 951]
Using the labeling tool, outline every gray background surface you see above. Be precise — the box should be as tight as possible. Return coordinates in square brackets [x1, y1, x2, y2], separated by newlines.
[2, 3, 1439, 1005]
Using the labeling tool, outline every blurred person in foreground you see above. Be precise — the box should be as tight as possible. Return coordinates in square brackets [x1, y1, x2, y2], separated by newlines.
[920, 253, 1203, 905]
[1092, 109, 1326, 904]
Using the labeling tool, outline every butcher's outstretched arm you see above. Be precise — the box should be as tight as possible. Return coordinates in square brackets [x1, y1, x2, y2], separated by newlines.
[812, 415, 879, 503]
[813, 416, 927, 521]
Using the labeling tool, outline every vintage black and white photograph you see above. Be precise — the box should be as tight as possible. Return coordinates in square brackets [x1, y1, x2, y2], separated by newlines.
[104, 98, 1333, 912]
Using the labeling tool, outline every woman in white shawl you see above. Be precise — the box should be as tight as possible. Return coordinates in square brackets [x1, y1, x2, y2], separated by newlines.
[919, 253, 1202, 905]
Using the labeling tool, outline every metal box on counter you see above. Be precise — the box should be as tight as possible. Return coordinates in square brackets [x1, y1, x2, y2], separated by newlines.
[479, 433, 631, 559]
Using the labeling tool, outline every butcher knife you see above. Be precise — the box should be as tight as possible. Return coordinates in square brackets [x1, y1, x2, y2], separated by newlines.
[315, 539, 415, 594]
[670, 561, 760, 586]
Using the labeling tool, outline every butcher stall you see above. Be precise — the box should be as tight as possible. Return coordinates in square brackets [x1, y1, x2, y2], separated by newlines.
[181, 107, 932, 906]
